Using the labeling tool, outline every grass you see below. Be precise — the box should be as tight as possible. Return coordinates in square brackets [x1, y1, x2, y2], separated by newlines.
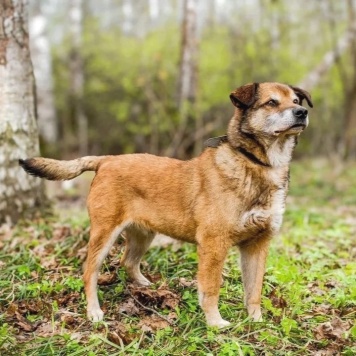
[0, 158, 355, 355]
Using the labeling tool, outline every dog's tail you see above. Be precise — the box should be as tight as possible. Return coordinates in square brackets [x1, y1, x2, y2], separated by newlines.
[19, 156, 108, 181]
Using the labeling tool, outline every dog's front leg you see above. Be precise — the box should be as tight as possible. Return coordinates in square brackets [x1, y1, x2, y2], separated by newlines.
[238, 236, 270, 321]
[197, 240, 230, 328]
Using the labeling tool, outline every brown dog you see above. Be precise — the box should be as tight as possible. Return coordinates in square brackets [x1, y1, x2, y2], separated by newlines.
[19, 82, 313, 328]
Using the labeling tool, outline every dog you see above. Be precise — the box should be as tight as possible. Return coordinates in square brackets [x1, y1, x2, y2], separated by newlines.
[19, 82, 313, 328]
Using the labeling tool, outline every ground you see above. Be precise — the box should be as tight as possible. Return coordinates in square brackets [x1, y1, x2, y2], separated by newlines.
[0, 158, 355, 355]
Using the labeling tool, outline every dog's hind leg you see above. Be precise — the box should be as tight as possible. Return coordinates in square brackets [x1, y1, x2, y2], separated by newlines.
[239, 236, 270, 322]
[120, 225, 155, 286]
[84, 221, 129, 322]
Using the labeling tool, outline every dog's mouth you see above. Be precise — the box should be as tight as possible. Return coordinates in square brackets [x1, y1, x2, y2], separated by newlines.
[274, 123, 307, 135]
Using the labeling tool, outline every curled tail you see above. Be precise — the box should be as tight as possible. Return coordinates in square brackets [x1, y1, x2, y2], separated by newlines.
[19, 156, 108, 181]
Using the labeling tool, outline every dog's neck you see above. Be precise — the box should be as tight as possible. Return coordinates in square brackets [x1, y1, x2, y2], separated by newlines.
[226, 112, 297, 168]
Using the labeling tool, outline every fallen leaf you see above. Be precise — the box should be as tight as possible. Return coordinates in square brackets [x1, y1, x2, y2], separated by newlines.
[98, 273, 117, 285]
[268, 288, 287, 309]
[145, 273, 162, 284]
[324, 280, 339, 289]
[42, 256, 58, 269]
[6, 303, 18, 316]
[108, 331, 123, 346]
[160, 290, 180, 310]
[35, 322, 58, 337]
[138, 314, 170, 332]
[314, 317, 352, 341]
[70, 331, 91, 342]
[313, 304, 332, 315]
[307, 282, 325, 296]
[107, 320, 133, 345]
[119, 298, 140, 316]
[129, 285, 180, 310]
[52, 225, 71, 241]
[57, 292, 80, 307]
[179, 278, 197, 288]
[60, 314, 76, 325]
[15, 311, 35, 332]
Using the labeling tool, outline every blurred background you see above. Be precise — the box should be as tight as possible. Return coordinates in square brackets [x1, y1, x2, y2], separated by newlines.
[29, 0, 356, 161]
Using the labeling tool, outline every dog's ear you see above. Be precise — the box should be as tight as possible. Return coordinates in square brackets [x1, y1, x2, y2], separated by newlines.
[290, 86, 313, 108]
[230, 83, 259, 109]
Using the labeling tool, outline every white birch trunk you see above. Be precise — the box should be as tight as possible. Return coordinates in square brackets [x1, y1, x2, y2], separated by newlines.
[29, 2, 58, 143]
[69, 0, 88, 156]
[0, 0, 45, 224]
[122, 0, 134, 34]
[177, 0, 198, 108]
[167, 0, 199, 157]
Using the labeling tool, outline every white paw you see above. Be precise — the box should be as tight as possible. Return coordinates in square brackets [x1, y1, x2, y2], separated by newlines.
[135, 276, 152, 286]
[207, 318, 231, 329]
[251, 314, 263, 322]
[131, 272, 152, 286]
[87, 307, 104, 322]
[247, 305, 263, 322]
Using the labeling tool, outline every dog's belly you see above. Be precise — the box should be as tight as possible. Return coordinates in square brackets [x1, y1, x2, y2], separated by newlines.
[129, 205, 198, 243]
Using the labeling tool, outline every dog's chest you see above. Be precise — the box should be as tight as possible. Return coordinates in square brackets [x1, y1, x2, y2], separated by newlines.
[237, 171, 287, 238]
[214, 148, 288, 239]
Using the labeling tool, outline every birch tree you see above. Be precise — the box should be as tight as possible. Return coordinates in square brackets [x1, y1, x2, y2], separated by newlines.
[343, 0, 356, 158]
[69, 0, 88, 156]
[30, 1, 58, 144]
[167, 0, 199, 157]
[0, 0, 45, 224]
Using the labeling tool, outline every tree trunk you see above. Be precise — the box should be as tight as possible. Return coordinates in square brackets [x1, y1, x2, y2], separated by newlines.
[343, 0, 356, 158]
[69, 0, 88, 156]
[0, 0, 45, 224]
[29, 1, 58, 144]
[166, 0, 199, 157]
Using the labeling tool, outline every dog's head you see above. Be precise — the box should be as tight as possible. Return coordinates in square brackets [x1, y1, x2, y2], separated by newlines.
[229, 82, 313, 137]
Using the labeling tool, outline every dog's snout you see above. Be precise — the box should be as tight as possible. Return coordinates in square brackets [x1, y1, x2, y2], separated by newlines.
[292, 107, 308, 120]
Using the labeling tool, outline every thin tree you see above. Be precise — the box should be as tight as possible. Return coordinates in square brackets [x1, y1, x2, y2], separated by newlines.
[69, 0, 88, 156]
[0, 0, 45, 224]
[30, 0, 58, 145]
[167, 0, 199, 157]
[343, 0, 356, 158]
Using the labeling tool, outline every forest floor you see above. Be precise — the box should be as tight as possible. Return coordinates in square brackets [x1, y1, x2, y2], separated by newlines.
[0, 158, 356, 355]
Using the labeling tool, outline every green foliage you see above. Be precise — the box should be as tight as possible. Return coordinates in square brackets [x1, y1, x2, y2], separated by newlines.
[48, 1, 354, 158]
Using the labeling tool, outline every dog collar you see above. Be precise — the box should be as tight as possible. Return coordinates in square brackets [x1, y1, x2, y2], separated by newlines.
[203, 135, 228, 148]
[204, 135, 271, 168]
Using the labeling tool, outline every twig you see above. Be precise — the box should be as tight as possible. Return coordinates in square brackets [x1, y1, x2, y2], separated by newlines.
[128, 291, 175, 326]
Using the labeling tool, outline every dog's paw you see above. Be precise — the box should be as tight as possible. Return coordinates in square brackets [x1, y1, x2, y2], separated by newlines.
[87, 307, 104, 322]
[247, 304, 263, 322]
[207, 318, 231, 329]
[135, 276, 152, 287]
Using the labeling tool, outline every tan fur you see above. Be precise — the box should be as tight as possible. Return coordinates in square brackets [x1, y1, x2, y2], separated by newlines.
[19, 82, 312, 328]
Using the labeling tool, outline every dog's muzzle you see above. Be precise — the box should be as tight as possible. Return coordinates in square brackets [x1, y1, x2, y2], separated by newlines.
[289, 107, 308, 130]
[274, 107, 308, 134]
[292, 107, 308, 123]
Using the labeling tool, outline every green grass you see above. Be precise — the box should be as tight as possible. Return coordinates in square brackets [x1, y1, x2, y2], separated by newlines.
[0, 159, 355, 355]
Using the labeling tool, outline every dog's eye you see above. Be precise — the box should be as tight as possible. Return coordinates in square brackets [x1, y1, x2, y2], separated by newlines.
[267, 99, 278, 107]
[293, 99, 299, 104]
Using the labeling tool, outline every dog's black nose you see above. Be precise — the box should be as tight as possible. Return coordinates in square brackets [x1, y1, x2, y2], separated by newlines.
[292, 107, 308, 119]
